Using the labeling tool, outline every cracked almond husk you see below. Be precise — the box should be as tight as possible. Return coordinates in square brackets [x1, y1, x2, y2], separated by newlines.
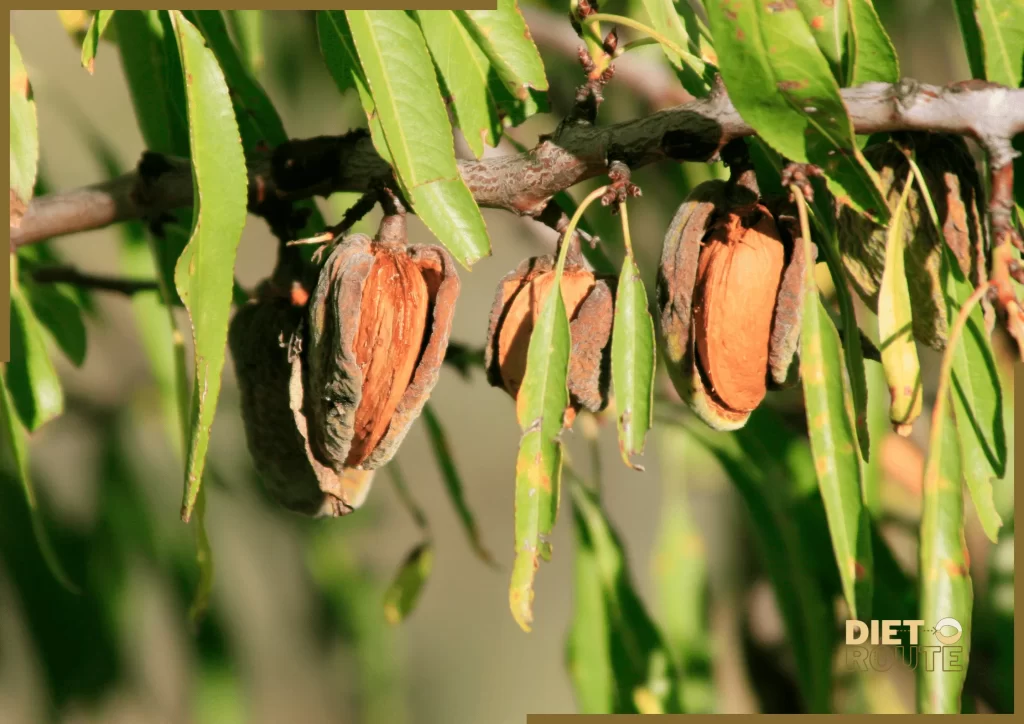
[657, 180, 813, 430]
[836, 134, 986, 350]
[484, 254, 614, 424]
[228, 286, 375, 517]
[306, 213, 460, 472]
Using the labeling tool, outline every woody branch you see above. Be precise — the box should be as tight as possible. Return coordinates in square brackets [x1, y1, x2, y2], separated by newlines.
[11, 79, 1023, 250]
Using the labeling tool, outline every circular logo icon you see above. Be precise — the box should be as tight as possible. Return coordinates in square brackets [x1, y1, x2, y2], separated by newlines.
[934, 617, 962, 645]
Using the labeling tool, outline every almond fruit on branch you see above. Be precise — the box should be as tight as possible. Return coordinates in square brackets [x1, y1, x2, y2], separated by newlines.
[485, 245, 615, 427]
[229, 286, 374, 517]
[306, 209, 461, 474]
[658, 179, 813, 430]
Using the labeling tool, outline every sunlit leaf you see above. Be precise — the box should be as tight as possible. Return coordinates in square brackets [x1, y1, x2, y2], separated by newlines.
[10, 34, 38, 227]
[611, 252, 655, 470]
[81, 10, 114, 74]
[459, 0, 548, 101]
[169, 10, 248, 521]
[346, 9, 491, 267]
[705, 1, 889, 221]
[416, 9, 503, 158]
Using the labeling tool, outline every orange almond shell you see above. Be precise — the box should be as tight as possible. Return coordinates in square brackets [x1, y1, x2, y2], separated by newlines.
[484, 255, 614, 414]
[693, 207, 785, 413]
[228, 295, 374, 517]
[657, 182, 808, 431]
[306, 234, 460, 472]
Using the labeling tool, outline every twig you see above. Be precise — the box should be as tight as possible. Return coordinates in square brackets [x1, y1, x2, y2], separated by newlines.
[31, 265, 159, 296]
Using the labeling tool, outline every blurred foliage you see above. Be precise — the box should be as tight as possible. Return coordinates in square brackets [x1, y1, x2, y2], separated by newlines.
[5, 2, 1019, 721]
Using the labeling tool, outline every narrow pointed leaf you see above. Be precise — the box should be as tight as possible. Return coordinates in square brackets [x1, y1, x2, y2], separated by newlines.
[509, 254, 571, 632]
[113, 10, 190, 155]
[799, 212, 872, 621]
[421, 403, 494, 564]
[640, 0, 712, 96]
[383, 542, 434, 625]
[20, 279, 87, 368]
[567, 478, 683, 714]
[918, 403, 972, 712]
[169, 11, 248, 521]
[651, 426, 713, 713]
[81, 10, 114, 74]
[877, 175, 922, 434]
[317, 10, 391, 164]
[943, 247, 1005, 542]
[846, 0, 900, 85]
[183, 10, 323, 237]
[225, 10, 263, 76]
[346, 9, 490, 267]
[705, 1, 889, 221]
[10, 34, 38, 227]
[415, 10, 503, 158]
[953, 0, 988, 80]
[0, 366, 78, 593]
[459, 0, 548, 100]
[611, 255, 655, 470]
[683, 409, 835, 712]
[8, 276, 62, 432]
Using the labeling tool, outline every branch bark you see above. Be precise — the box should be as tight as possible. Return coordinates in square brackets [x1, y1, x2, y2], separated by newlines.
[10, 79, 1024, 249]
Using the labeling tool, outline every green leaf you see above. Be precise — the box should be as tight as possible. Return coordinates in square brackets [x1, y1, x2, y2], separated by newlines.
[421, 403, 494, 565]
[183, 11, 285, 149]
[81, 10, 115, 74]
[317, 10, 391, 164]
[918, 405, 972, 712]
[846, 0, 900, 85]
[640, 0, 713, 96]
[954, 0, 988, 80]
[650, 426, 713, 713]
[346, 9, 490, 267]
[972, 0, 1024, 86]
[415, 10, 503, 158]
[458, 0, 548, 101]
[113, 10, 190, 155]
[683, 409, 835, 712]
[21, 281, 87, 367]
[183, 10, 324, 239]
[800, 216, 872, 621]
[509, 242, 573, 632]
[611, 254, 655, 470]
[169, 11, 248, 521]
[383, 542, 434, 625]
[795, 0, 848, 82]
[10, 34, 38, 224]
[943, 247, 1005, 543]
[0, 366, 79, 594]
[705, 1, 889, 221]
[877, 175, 922, 432]
[225, 10, 263, 76]
[8, 273, 63, 432]
[566, 477, 683, 714]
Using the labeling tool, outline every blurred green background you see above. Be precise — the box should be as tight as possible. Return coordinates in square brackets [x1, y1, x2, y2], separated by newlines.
[3, 3, 1014, 722]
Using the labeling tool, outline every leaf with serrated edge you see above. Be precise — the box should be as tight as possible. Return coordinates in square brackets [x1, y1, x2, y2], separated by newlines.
[169, 11, 248, 521]
[346, 10, 490, 266]
[797, 191, 872, 620]
[705, 1, 889, 221]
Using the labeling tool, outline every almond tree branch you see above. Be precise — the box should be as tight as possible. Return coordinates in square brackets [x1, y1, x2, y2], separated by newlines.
[10, 78, 1023, 251]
